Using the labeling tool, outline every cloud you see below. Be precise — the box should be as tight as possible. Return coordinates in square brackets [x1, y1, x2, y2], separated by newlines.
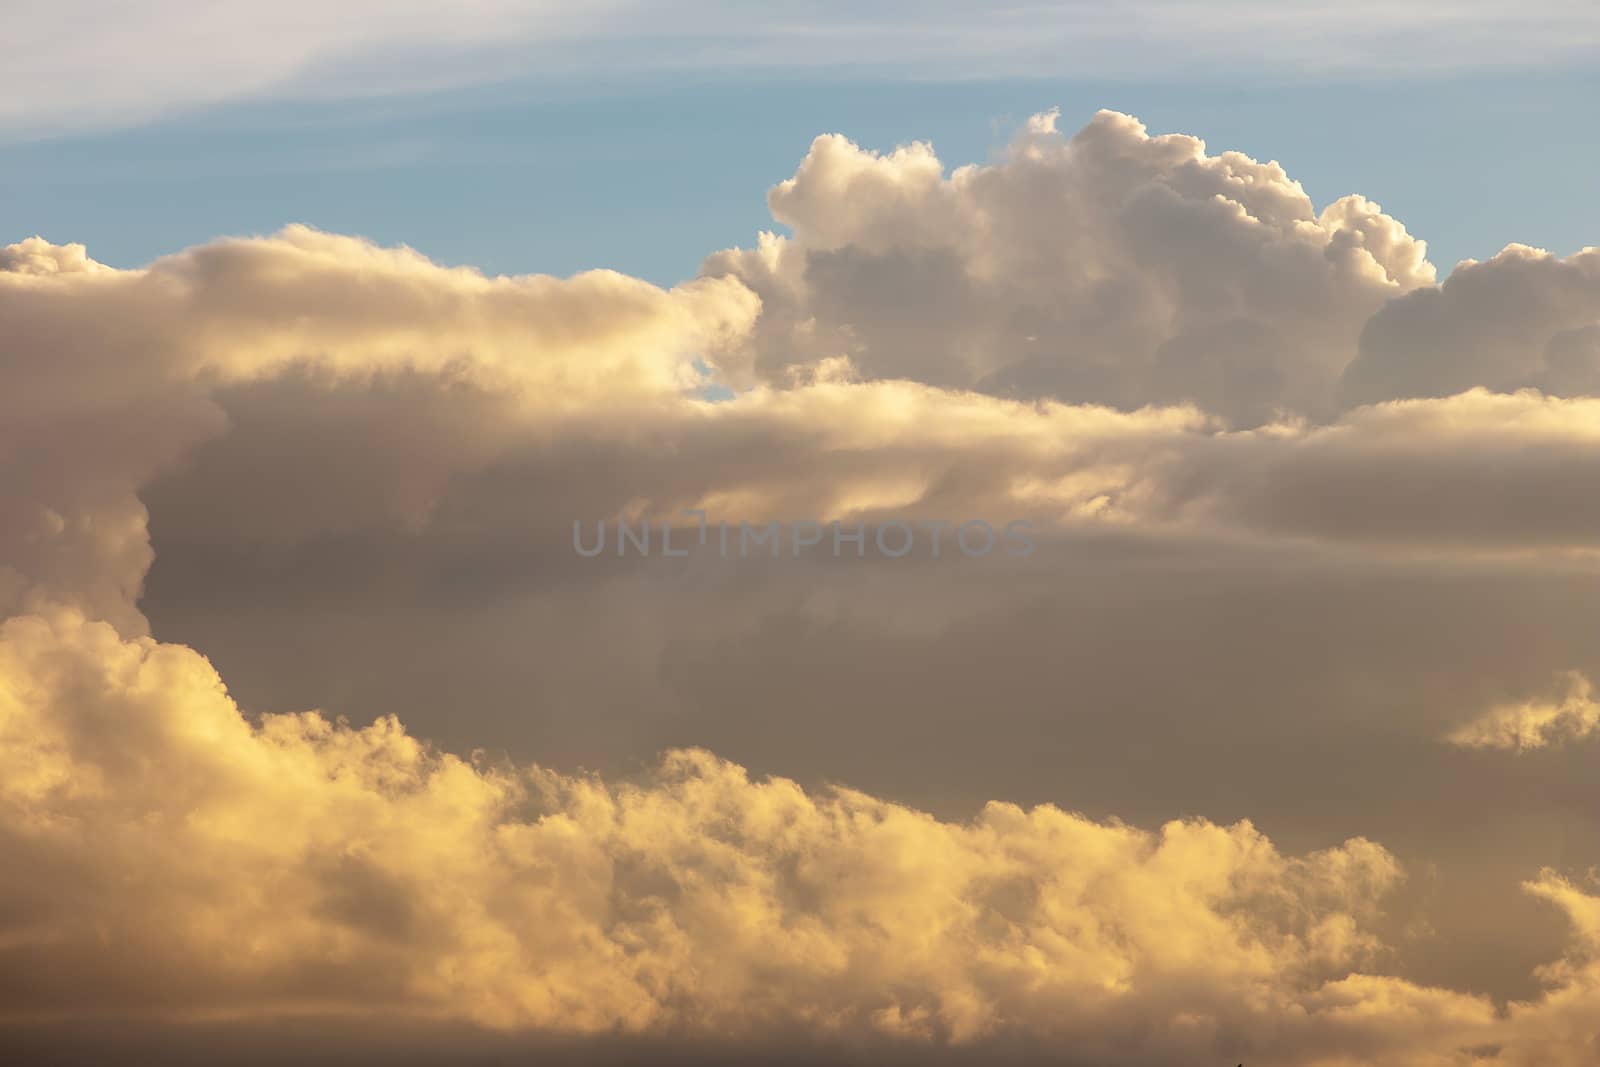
[0, 607, 1400, 1041]
[5, 606, 1600, 1064]
[0, 224, 756, 404]
[0, 606, 1502, 1049]
[699, 111, 1600, 431]
[11, 3, 1600, 136]
[7, 107, 1600, 1062]
[1447, 671, 1600, 751]
[0, 225, 756, 627]
[703, 109, 1433, 425]
[0, 236, 108, 275]
[1342, 244, 1600, 407]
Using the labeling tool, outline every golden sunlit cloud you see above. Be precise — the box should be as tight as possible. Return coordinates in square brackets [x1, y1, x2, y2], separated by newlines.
[5, 110, 1600, 1065]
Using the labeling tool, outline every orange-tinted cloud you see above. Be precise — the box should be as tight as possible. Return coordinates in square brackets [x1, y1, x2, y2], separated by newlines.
[6, 111, 1600, 1064]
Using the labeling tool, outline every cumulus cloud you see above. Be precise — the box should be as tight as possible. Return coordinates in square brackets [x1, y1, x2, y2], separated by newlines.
[1447, 671, 1600, 751]
[5, 605, 1600, 1067]
[1, 225, 757, 408]
[1343, 244, 1600, 407]
[7, 107, 1600, 1063]
[0, 608, 1397, 1039]
[703, 109, 1433, 424]
[0, 225, 756, 626]
[0, 236, 108, 276]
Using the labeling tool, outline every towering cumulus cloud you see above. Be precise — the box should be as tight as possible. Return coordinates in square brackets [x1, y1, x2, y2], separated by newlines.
[703, 109, 1433, 424]
[4, 112, 1600, 1065]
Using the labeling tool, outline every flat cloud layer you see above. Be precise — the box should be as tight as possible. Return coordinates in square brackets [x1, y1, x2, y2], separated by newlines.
[10, 3, 1600, 135]
[5, 111, 1600, 1064]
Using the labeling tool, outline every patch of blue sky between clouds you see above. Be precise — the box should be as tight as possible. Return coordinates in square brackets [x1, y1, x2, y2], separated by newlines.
[690, 358, 737, 403]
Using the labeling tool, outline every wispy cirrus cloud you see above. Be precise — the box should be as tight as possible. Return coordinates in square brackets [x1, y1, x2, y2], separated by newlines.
[9, 1, 1600, 137]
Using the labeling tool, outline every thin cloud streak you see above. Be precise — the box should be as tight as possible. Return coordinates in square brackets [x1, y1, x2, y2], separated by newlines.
[9, 2, 1600, 136]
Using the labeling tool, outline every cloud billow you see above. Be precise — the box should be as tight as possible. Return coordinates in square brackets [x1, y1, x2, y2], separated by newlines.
[4, 109, 1600, 1065]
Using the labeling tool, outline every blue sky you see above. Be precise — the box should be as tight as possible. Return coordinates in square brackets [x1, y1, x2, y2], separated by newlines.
[4, 5, 1598, 285]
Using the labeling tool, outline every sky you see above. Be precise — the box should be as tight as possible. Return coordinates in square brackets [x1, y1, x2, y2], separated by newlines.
[4, 7, 1600, 284]
[5, 4, 1600, 1067]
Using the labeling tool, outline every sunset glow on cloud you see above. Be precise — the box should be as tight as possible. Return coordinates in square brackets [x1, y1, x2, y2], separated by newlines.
[5, 98, 1600, 1066]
